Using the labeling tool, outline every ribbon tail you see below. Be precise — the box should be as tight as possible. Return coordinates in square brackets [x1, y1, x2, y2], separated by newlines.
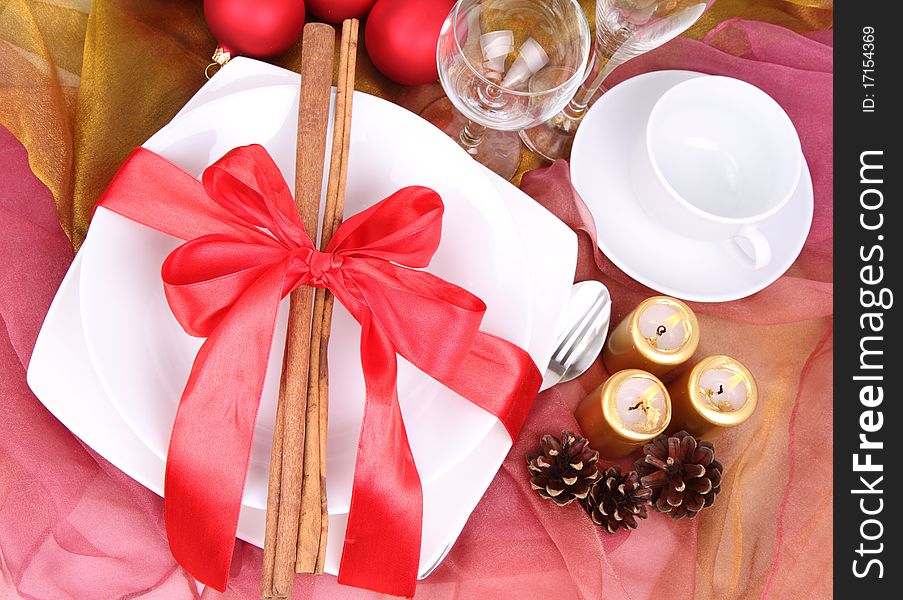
[164, 265, 286, 591]
[338, 313, 422, 598]
[447, 331, 542, 440]
[335, 265, 541, 441]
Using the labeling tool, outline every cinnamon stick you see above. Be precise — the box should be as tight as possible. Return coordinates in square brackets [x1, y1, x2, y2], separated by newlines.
[260, 391, 285, 597]
[262, 22, 336, 600]
[296, 17, 360, 575]
[314, 22, 356, 561]
[318, 19, 358, 572]
[294, 23, 348, 573]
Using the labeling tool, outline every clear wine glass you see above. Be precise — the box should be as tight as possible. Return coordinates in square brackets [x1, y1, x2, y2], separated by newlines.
[422, 0, 591, 180]
[520, 0, 713, 161]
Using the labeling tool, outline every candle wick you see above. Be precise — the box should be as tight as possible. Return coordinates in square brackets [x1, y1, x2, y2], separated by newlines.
[628, 384, 663, 431]
[628, 394, 662, 432]
[701, 385, 735, 413]
[647, 328, 665, 348]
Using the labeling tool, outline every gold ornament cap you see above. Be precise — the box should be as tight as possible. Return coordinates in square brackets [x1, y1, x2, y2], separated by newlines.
[206, 45, 232, 79]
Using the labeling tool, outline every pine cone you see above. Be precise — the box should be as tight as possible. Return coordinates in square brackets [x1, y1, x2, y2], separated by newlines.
[635, 431, 723, 519]
[582, 466, 652, 534]
[526, 431, 600, 506]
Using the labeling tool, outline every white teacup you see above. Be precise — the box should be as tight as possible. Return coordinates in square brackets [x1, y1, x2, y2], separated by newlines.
[632, 76, 802, 270]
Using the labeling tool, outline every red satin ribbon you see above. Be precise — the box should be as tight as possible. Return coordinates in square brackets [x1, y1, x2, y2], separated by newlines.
[96, 144, 541, 596]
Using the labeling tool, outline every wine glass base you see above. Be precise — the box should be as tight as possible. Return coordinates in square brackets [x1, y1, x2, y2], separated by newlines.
[421, 97, 521, 181]
[520, 83, 609, 162]
[519, 122, 576, 163]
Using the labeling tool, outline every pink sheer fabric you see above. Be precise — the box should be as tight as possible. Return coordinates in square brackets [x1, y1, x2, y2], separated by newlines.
[0, 19, 831, 600]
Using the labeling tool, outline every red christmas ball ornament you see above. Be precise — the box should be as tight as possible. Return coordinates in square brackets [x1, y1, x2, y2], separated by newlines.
[204, 0, 306, 58]
[365, 0, 455, 86]
[306, 0, 376, 24]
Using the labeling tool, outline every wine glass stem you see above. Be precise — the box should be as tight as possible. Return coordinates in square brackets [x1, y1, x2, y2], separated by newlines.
[460, 119, 486, 151]
[459, 79, 506, 151]
[560, 29, 628, 125]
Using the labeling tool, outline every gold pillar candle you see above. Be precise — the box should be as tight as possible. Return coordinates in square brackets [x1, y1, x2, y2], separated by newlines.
[602, 296, 700, 380]
[575, 369, 672, 458]
[666, 355, 758, 436]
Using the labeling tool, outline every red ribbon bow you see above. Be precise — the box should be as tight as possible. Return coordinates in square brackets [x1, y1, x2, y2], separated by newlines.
[97, 144, 541, 596]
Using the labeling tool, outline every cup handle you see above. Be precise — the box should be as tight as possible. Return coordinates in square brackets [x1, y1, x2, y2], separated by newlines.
[732, 226, 772, 270]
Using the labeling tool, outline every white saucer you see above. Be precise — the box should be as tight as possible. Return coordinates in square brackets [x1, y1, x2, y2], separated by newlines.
[570, 70, 814, 302]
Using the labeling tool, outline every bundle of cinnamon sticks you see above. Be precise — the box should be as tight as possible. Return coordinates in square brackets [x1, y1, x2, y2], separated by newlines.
[261, 19, 359, 600]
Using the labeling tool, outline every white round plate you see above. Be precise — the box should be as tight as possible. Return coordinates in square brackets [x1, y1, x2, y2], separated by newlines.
[570, 70, 814, 302]
[79, 85, 532, 511]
